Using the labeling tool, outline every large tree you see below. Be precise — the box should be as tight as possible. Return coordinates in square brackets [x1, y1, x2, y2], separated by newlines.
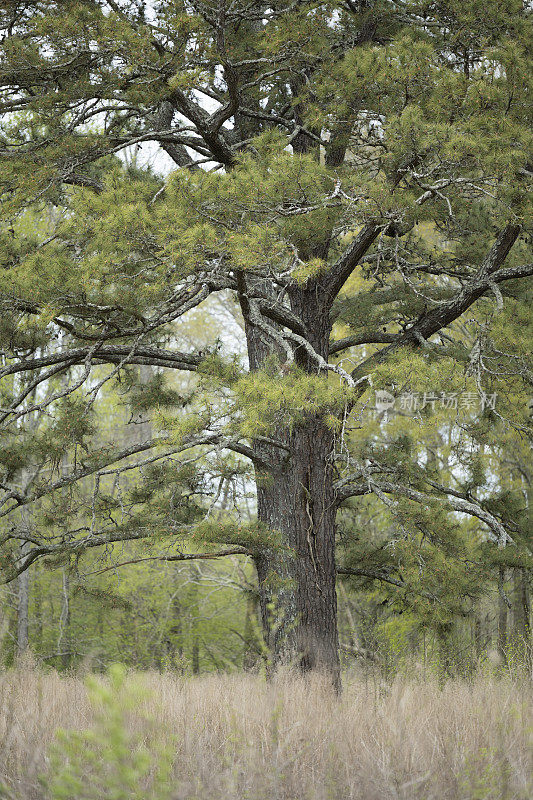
[0, 0, 531, 688]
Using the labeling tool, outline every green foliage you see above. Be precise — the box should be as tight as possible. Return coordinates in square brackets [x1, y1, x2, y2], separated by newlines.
[191, 518, 282, 551]
[44, 664, 174, 800]
[231, 366, 357, 438]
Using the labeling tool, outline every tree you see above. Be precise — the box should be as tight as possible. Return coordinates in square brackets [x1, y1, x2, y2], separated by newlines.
[0, 0, 531, 688]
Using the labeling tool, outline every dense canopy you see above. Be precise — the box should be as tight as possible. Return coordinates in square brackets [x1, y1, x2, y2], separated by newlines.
[0, 0, 531, 684]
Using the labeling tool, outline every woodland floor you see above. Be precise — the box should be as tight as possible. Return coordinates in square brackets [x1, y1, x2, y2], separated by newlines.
[0, 663, 532, 800]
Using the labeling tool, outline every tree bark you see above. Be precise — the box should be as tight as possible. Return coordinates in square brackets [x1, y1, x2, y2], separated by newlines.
[498, 566, 508, 663]
[16, 543, 30, 656]
[513, 567, 531, 669]
[34, 565, 42, 651]
[58, 568, 71, 669]
[58, 451, 71, 669]
[246, 285, 341, 690]
[16, 468, 32, 657]
[189, 563, 201, 675]
[255, 418, 340, 688]
[168, 588, 184, 673]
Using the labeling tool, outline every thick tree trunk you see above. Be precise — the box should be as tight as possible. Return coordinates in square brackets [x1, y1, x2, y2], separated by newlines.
[246, 284, 341, 689]
[255, 417, 340, 688]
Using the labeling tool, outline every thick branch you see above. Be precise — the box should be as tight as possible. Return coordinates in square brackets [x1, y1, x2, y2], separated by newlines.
[0, 427, 279, 521]
[337, 477, 515, 547]
[352, 224, 522, 378]
[329, 332, 397, 354]
[321, 223, 385, 305]
[0, 345, 201, 379]
[402, 224, 522, 343]
[0, 439, 169, 517]
[4, 517, 253, 582]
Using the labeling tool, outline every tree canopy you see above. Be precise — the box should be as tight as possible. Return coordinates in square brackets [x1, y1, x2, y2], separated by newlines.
[0, 0, 531, 683]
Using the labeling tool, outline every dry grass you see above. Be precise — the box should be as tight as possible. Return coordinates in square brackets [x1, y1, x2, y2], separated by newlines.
[0, 661, 532, 799]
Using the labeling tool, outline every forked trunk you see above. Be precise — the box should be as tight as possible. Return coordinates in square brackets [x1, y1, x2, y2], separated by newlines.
[245, 283, 340, 689]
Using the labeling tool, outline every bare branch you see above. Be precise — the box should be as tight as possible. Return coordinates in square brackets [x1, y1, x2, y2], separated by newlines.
[81, 548, 250, 578]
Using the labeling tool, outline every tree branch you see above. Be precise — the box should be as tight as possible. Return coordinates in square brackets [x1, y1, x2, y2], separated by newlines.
[351, 224, 522, 378]
[81, 548, 250, 578]
[0, 345, 201, 380]
[321, 223, 385, 305]
[337, 477, 515, 548]
[329, 332, 398, 354]
[402, 224, 522, 343]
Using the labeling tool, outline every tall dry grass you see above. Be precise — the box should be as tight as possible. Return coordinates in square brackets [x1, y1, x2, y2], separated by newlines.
[0, 660, 531, 799]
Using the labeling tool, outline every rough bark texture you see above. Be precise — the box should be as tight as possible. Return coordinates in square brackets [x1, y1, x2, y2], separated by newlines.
[247, 284, 341, 690]
[254, 421, 340, 690]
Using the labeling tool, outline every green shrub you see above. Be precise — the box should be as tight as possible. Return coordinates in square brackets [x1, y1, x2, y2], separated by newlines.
[43, 664, 174, 800]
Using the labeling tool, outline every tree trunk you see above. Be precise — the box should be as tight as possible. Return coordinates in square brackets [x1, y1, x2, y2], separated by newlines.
[189, 563, 201, 675]
[473, 614, 483, 660]
[191, 638, 200, 674]
[255, 417, 340, 688]
[246, 285, 341, 690]
[513, 567, 531, 669]
[59, 568, 71, 669]
[498, 566, 508, 663]
[16, 544, 30, 657]
[34, 565, 42, 651]
[58, 452, 71, 669]
[16, 468, 32, 657]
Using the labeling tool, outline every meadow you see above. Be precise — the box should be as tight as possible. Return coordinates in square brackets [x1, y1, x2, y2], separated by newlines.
[0, 661, 531, 800]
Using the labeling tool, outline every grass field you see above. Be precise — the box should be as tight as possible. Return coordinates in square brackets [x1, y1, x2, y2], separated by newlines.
[0, 662, 532, 799]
